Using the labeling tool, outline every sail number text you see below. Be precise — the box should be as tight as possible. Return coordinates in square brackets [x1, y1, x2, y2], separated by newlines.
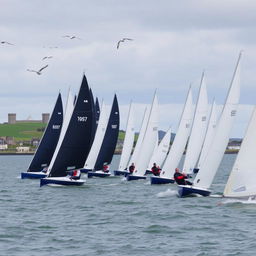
[77, 116, 87, 122]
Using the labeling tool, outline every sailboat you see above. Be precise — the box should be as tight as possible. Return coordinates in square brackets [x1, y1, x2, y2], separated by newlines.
[80, 101, 107, 174]
[194, 100, 217, 173]
[150, 86, 193, 184]
[40, 75, 94, 186]
[127, 92, 158, 181]
[223, 106, 256, 199]
[21, 93, 63, 179]
[114, 102, 135, 176]
[182, 73, 208, 175]
[145, 127, 171, 174]
[178, 52, 241, 197]
[88, 94, 120, 178]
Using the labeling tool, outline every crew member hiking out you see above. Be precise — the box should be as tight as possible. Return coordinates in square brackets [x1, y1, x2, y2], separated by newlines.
[173, 168, 192, 185]
[151, 163, 161, 176]
[129, 163, 135, 174]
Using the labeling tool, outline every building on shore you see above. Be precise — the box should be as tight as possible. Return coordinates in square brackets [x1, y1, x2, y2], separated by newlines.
[7, 113, 50, 124]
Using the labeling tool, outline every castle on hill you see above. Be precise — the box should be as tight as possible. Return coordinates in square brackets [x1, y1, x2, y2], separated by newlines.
[7, 113, 50, 124]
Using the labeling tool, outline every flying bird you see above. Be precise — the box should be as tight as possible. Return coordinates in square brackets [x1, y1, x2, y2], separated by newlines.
[1, 41, 14, 45]
[27, 65, 49, 75]
[117, 38, 133, 49]
[62, 35, 82, 40]
[42, 56, 53, 61]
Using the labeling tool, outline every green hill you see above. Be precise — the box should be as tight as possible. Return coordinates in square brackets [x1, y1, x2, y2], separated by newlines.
[0, 123, 46, 141]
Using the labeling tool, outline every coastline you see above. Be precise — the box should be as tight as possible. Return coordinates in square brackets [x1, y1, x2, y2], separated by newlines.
[0, 150, 238, 156]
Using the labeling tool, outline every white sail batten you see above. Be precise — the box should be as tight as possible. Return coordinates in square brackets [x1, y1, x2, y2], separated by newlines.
[160, 87, 193, 178]
[83, 101, 107, 169]
[183, 74, 208, 174]
[196, 101, 217, 170]
[48, 89, 74, 172]
[193, 53, 241, 190]
[224, 106, 256, 198]
[147, 127, 171, 170]
[118, 102, 135, 170]
[133, 93, 158, 176]
[128, 107, 149, 167]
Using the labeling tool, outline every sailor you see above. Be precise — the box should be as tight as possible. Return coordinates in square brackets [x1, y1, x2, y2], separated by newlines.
[70, 169, 81, 180]
[103, 163, 109, 173]
[151, 163, 161, 176]
[173, 168, 192, 185]
[129, 163, 135, 174]
[42, 167, 48, 173]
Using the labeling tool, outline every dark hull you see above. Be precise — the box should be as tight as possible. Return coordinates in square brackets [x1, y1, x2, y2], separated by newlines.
[150, 176, 175, 185]
[178, 185, 211, 197]
[21, 172, 47, 179]
[80, 168, 92, 174]
[87, 171, 111, 178]
[126, 175, 146, 181]
[40, 177, 85, 187]
[113, 170, 130, 176]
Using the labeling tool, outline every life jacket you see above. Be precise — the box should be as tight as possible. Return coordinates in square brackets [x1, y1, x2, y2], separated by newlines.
[174, 172, 186, 185]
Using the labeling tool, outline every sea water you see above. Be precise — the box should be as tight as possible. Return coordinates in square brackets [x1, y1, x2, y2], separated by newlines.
[0, 154, 255, 256]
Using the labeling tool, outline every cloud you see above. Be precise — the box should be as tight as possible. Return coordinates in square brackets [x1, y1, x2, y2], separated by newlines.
[0, 0, 255, 137]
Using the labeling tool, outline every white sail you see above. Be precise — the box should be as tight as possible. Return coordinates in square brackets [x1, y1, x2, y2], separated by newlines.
[196, 100, 217, 170]
[83, 101, 107, 169]
[224, 106, 256, 198]
[193, 53, 241, 190]
[160, 87, 193, 178]
[133, 93, 158, 176]
[118, 102, 135, 170]
[48, 89, 74, 172]
[147, 127, 171, 170]
[128, 107, 150, 167]
[183, 74, 208, 174]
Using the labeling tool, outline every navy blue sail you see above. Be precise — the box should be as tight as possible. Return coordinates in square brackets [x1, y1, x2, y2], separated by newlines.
[94, 94, 120, 170]
[48, 75, 94, 177]
[21, 93, 63, 179]
[90, 88, 96, 144]
[95, 97, 100, 130]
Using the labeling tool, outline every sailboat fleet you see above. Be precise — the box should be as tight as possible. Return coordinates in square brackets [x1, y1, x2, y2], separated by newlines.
[20, 52, 256, 200]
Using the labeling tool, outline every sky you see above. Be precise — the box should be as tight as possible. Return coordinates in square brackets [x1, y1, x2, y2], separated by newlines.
[1, 0, 256, 137]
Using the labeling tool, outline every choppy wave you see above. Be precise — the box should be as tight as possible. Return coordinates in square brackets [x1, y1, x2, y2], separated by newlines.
[157, 188, 177, 198]
[220, 198, 256, 205]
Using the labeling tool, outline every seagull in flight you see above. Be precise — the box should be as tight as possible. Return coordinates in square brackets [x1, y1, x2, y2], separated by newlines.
[42, 56, 53, 61]
[62, 35, 82, 40]
[117, 38, 133, 49]
[1, 41, 14, 46]
[27, 65, 49, 75]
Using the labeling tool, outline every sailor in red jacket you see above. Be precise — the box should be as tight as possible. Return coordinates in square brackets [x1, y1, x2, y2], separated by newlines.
[173, 168, 192, 185]
[151, 163, 161, 176]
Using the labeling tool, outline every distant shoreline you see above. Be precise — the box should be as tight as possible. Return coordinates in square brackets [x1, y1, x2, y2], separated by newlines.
[0, 151, 239, 156]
